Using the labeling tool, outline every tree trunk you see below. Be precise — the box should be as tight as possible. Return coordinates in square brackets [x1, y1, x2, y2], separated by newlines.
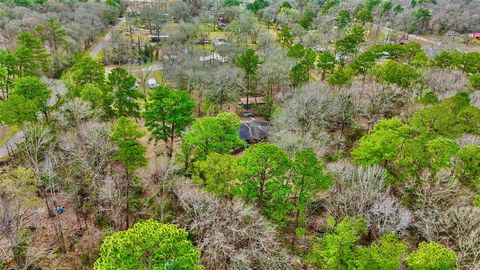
[41, 188, 54, 217]
[52, 200, 66, 253]
[54, 218, 66, 253]
[168, 123, 175, 159]
[12, 239, 27, 269]
[125, 167, 130, 229]
[258, 170, 266, 208]
[292, 177, 306, 247]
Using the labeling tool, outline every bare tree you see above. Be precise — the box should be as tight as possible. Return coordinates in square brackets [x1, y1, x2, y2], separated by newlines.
[105, 32, 133, 65]
[206, 65, 243, 111]
[128, 63, 154, 102]
[18, 126, 56, 216]
[435, 207, 480, 270]
[423, 69, 469, 100]
[413, 173, 474, 243]
[0, 168, 45, 269]
[366, 197, 412, 238]
[455, 134, 480, 148]
[258, 45, 293, 97]
[175, 182, 294, 270]
[273, 82, 360, 154]
[0, 193, 31, 269]
[60, 120, 114, 178]
[326, 162, 412, 237]
[51, 98, 97, 129]
[97, 173, 127, 229]
[59, 120, 115, 229]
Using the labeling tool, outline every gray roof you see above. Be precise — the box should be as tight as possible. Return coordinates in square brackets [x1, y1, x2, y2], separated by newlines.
[239, 119, 271, 143]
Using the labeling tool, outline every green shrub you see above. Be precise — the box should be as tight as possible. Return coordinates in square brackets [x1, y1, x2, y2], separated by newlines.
[94, 220, 204, 270]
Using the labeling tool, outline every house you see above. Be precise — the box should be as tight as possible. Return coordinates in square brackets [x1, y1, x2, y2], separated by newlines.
[474, 32, 480, 40]
[446, 31, 459, 37]
[199, 53, 226, 63]
[131, 82, 139, 91]
[149, 34, 169, 42]
[148, 78, 159, 89]
[314, 46, 326, 53]
[217, 22, 229, 30]
[238, 119, 271, 144]
[213, 38, 229, 47]
[196, 39, 211, 45]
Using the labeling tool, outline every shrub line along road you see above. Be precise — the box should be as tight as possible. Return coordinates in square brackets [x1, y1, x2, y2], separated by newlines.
[0, 18, 127, 159]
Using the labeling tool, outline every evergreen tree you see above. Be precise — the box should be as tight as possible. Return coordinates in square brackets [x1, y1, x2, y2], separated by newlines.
[103, 68, 139, 118]
[144, 86, 195, 157]
[109, 117, 147, 228]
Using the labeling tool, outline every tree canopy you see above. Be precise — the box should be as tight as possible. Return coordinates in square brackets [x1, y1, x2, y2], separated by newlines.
[94, 220, 204, 270]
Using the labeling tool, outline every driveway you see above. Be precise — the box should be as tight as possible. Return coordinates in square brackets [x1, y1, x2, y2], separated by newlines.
[0, 130, 24, 159]
[90, 17, 127, 58]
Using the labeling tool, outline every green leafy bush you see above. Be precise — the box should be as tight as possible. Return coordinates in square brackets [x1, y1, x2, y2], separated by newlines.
[406, 241, 457, 270]
[94, 220, 204, 270]
[355, 233, 408, 270]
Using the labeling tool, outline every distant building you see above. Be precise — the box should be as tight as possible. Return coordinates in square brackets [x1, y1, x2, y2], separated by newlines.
[217, 22, 229, 30]
[149, 34, 169, 42]
[474, 32, 480, 40]
[445, 31, 459, 36]
[199, 53, 226, 63]
[148, 78, 159, 89]
[213, 38, 229, 47]
[196, 39, 211, 45]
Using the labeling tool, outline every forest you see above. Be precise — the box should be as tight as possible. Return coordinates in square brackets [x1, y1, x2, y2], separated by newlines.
[0, 0, 479, 269]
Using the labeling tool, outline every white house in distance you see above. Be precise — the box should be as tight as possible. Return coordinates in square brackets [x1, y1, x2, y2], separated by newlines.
[148, 78, 159, 89]
[199, 53, 226, 63]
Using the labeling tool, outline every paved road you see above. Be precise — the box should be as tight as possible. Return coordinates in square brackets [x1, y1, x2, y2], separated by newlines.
[0, 18, 126, 159]
[90, 17, 126, 58]
[0, 130, 24, 159]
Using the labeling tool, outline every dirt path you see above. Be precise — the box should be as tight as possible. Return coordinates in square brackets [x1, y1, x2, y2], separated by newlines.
[374, 23, 441, 46]
[374, 23, 480, 53]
